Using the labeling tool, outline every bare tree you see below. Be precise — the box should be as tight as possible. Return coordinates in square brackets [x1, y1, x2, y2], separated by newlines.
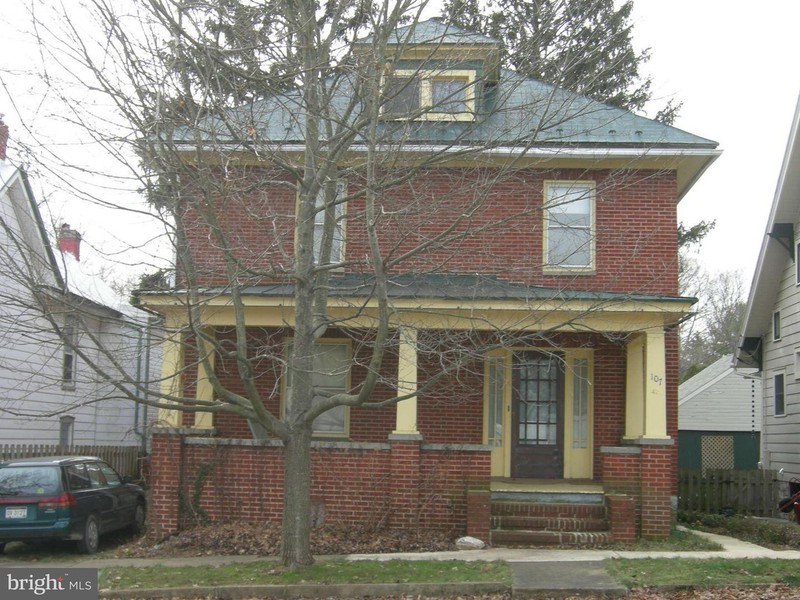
[0, 0, 717, 567]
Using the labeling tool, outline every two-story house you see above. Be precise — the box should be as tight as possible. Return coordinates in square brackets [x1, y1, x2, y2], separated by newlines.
[737, 92, 800, 483]
[141, 19, 719, 544]
[0, 119, 156, 449]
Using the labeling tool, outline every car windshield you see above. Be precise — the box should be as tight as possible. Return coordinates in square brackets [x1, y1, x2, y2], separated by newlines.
[0, 466, 61, 496]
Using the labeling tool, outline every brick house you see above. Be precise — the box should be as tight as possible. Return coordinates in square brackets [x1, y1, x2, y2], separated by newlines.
[140, 19, 719, 544]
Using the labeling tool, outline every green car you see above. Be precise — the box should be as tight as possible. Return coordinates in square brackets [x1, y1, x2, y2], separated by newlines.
[0, 456, 145, 554]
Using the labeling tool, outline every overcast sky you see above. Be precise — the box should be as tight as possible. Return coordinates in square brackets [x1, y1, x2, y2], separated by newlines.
[628, 0, 800, 288]
[1, 1, 799, 289]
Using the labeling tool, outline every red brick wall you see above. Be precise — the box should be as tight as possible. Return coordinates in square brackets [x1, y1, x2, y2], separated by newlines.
[147, 432, 491, 539]
[177, 167, 679, 295]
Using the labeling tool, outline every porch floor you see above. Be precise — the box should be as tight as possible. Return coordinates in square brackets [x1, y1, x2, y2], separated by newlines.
[490, 478, 604, 494]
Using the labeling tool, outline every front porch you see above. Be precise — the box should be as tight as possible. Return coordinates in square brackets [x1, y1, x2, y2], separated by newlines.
[148, 281, 687, 543]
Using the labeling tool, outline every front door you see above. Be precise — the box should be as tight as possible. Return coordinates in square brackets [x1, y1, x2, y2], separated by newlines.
[511, 351, 564, 478]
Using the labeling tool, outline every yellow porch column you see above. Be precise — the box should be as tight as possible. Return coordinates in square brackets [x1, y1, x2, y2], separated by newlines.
[194, 329, 216, 429]
[393, 326, 419, 435]
[158, 326, 183, 426]
[624, 329, 669, 441]
[625, 334, 645, 439]
[643, 329, 668, 439]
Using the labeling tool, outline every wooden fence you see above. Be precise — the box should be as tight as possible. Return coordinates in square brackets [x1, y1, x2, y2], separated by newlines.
[678, 469, 783, 517]
[0, 444, 145, 481]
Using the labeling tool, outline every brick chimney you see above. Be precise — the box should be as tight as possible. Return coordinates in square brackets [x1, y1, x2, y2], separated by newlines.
[0, 116, 8, 161]
[58, 223, 82, 261]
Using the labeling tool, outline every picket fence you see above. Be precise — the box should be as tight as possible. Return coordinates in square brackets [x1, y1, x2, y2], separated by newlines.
[678, 469, 784, 517]
[0, 444, 144, 481]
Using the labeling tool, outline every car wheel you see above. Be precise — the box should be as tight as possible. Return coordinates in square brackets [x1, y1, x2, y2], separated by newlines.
[77, 515, 100, 554]
[131, 502, 146, 534]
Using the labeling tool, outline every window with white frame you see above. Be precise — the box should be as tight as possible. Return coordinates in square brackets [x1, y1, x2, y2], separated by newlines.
[313, 181, 346, 265]
[796, 240, 800, 284]
[543, 181, 595, 270]
[59, 415, 75, 446]
[774, 372, 786, 416]
[383, 69, 476, 120]
[773, 310, 782, 341]
[795, 348, 800, 380]
[284, 341, 350, 436]
[61, 316, 77, 390]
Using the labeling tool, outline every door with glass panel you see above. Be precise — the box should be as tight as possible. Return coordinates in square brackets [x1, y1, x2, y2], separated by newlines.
[511, 351, 564, 478]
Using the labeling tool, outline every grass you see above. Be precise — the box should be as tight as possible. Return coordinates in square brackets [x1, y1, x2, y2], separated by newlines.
[615, 527, 722, 551]
[98, 559, 512, 591]
[679, 511, 800, 550]
[606, 558, 800, 588]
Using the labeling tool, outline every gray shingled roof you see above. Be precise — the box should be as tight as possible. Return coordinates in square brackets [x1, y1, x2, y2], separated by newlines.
[362, 17, 500, 46]
[175, 18, 716, 151]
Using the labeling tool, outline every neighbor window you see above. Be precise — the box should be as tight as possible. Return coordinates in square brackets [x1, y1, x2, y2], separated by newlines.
[774, 372, 785, 416]
[543, 181, 595, 270]
[61, 316, 77, 389]
[59, 415, 74, 447]
[284, 341, 350, 436]
[796, 241, 800, 284]
[383, 69, 476, 120]
[773, 310, 782, 341]
[313, 181, 346, 265]
[795, 348, 800, 380]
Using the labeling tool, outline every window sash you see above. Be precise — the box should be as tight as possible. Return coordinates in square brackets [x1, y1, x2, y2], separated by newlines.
[382, 70, 475, 119]
[544, 182, 594, 269]
[774, 373, 785, 416]
[62, 318, 77, 389]
[313, 181, 345, 265]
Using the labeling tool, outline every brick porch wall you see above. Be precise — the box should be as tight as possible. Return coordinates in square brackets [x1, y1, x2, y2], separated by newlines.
[147, 429, 491, 540]
[601, 441, 675, 539]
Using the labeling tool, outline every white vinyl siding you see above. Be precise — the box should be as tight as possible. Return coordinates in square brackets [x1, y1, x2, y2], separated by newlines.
[678, 356, 761, 432]
[759, 224, 800, 477]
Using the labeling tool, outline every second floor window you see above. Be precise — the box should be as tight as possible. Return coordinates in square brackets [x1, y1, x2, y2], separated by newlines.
[543, 181, 595, 270]
[62, 317, 77, 390]
[774, 372, 785, 416]
[773, 310, 782, 341]
[313, 181, 345, 265]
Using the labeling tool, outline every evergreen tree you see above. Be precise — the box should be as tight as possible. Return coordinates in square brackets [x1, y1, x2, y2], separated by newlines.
[442, 0, 680, 122]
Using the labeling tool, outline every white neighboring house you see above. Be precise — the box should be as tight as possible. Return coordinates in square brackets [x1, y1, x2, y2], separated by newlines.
[0, 119, 157, 447]
[678, 354, 761, 471]
[737, 92, 800, 480]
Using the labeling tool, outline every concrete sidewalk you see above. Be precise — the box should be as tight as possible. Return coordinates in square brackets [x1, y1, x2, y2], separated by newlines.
[2, 529, 799, 599]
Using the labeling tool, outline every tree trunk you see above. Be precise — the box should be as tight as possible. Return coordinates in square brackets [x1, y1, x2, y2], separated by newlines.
[280, 427, 314, 567]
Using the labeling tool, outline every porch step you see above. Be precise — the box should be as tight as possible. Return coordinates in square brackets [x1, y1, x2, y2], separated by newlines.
[491, 529, 613, 547]
[491, 514, 608, 532]
[490, 497, 611, 548]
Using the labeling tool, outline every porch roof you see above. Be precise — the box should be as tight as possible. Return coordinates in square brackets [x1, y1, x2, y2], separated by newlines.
[287, 273, 687, 304]
[164, 273, 695, 305]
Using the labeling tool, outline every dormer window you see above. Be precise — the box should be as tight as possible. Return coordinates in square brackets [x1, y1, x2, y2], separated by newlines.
[383, 69, 476, 121]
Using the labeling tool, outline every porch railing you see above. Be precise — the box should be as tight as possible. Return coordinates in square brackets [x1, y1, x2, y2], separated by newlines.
[678, 468, 783, 517]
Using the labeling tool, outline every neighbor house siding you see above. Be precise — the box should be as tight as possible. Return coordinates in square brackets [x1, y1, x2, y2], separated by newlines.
[761, 228, 800, 478]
